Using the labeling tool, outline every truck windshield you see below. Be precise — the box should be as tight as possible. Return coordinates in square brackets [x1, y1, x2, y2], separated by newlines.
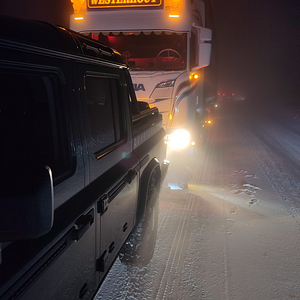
[86, 31, 187, 71]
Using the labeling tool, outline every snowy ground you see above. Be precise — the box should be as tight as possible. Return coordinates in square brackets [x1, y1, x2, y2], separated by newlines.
[94, 100, 300, 300]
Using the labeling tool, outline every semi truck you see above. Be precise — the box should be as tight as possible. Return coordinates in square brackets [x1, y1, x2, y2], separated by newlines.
[70, 0, 214, 151]
[0, 15, 168, 300]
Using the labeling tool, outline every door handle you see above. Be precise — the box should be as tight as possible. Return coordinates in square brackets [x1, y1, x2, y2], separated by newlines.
[72, 210, 94, 241]
[126, 169, 137, 184]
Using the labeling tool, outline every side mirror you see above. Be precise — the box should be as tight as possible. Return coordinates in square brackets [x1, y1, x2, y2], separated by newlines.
[191, 26, 212, 71]
[193, 43, 211, 70]
[137, 101, 150, 111]
[0, 165, 54, 242]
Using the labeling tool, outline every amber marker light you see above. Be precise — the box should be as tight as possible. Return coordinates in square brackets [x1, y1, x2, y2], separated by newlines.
[169, 113, 173, 120]
[74, 16, 84, 20]
[189, 73, 199, 80]
[169, 14, 180, 18]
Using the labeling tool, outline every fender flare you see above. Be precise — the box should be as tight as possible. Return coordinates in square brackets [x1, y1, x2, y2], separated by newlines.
[136, 158, 161, 225]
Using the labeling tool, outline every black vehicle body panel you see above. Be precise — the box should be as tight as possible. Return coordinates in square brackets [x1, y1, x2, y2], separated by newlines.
[0, 16, 167, 300]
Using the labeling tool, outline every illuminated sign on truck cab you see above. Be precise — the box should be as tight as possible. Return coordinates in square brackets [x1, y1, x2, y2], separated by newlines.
[88, 0, 162, 9]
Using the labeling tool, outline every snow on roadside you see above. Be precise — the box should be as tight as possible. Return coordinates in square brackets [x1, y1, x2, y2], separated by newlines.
[95, 103, 300, 300]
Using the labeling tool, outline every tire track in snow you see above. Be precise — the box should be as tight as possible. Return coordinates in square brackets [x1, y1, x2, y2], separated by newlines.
[191, 116, 232, 300]
[253, 120, 300, 175]
[239, 120, 300, 229]
[154, 193, 196, 299]
[220, 117, 240, 300]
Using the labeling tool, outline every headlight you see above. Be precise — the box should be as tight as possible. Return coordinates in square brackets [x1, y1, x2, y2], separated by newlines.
[169, 130, 190, 149]
[156, 78, 176, 88]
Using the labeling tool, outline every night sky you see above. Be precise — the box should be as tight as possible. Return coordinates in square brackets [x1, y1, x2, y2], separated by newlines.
[1, 0, 300, 105]
[212, 0, 300, 104]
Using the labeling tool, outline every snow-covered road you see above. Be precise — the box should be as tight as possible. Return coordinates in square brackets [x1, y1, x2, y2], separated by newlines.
[95, 101, 300, 300]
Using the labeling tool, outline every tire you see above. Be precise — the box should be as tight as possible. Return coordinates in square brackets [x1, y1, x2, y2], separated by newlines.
[119, 170, 159, 266]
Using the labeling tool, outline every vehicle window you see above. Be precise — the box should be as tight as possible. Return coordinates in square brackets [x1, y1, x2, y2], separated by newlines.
[0, 71, 72, 183]
[86, 31, 188, 71]
[85, 75, 122, 155]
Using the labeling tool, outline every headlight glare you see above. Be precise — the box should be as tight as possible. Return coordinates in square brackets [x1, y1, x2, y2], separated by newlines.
[169, 130, 190, 149]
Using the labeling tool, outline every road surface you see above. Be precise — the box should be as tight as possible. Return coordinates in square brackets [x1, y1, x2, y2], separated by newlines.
[95, 100, 300, 300]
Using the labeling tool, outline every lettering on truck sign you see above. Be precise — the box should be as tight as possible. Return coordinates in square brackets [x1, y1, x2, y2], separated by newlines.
[134, 83, 146, 92]
[88, 0, 162, 8]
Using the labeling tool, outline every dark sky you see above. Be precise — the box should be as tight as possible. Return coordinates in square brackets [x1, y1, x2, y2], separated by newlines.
[212, 0, 300, 102]
[1, 0, 73, 27]
[1, 0, 300, 103]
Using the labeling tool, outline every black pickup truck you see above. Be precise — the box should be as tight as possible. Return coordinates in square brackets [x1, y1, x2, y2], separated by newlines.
[0, 16, 168, 300]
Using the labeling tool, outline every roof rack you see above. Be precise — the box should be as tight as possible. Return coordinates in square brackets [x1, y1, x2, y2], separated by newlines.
[0, 15, 124, 64]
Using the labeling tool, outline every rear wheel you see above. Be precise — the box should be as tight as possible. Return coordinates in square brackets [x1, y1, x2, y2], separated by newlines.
[119, 170, 159, 266]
